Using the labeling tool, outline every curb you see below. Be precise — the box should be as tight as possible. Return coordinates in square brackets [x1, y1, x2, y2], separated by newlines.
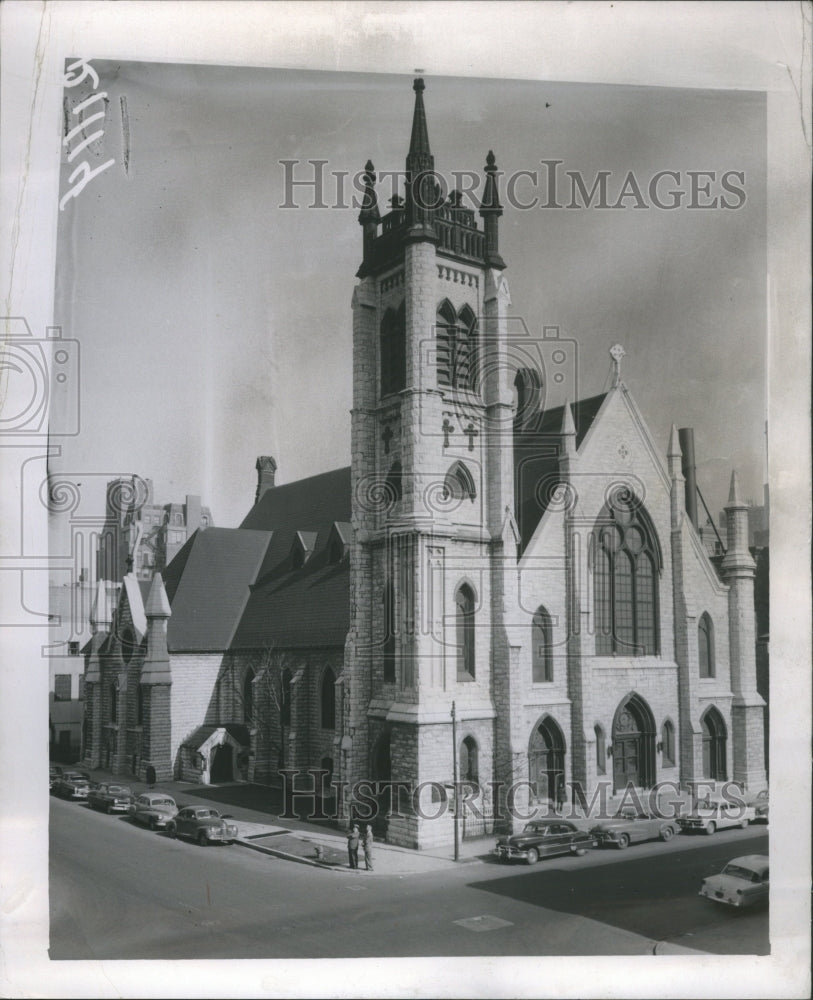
[653, 940, 709, 955]
[238, 838, 342, 871]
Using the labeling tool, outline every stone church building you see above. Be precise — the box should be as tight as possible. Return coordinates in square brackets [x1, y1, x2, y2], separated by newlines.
[82, 79, 766, 848]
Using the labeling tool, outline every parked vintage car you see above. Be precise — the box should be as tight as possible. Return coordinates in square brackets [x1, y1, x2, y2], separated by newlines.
[166, 806, 239, 846]
[699, 855, 769, 907]
[88, 783, 134, 814]
[49, 765, 64, 790]
[591, 807, 681, 849]
[493, 819, 596, 865]
[753, 789, 769, 823]
[51, 771, 93, 800]
[677, 798, 755, 835]
[128, 792, 178, 830]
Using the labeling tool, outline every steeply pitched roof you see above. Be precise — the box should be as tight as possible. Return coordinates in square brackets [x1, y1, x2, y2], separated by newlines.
[164, 527, 272, 652]
[513, 392, 608, 552]
[231, 467, 351, 649]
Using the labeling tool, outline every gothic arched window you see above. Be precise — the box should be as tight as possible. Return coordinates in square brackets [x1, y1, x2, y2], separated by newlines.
[698, 613, 715, 678]
[436, 300, 479, 392]
[443, 461, 476, 503]
[320, 668, 336, 730]
[110, 683, 118, 723]
[531, 605, 553, 682]
[455, 583, 476, 681]
[593, 489, 661, 656]
[460, 735, 479, 787]
[380, 302, 406, 397]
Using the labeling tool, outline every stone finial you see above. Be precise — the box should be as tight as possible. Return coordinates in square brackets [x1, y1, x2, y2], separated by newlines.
[667, 423, 682, 460]
[609, 343, 625, 387]
[358, 160, 380, 227]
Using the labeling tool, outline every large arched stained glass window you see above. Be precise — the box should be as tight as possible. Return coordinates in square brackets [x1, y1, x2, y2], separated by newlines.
[593, 489, 661, 656]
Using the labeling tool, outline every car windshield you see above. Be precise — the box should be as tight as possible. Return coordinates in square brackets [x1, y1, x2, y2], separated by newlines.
[722, 864, 763, 882]
[614, 810, 645, 820]
[109, 786, 130, 794]
[196, 810, 215, 819]
[149, 798, 174, 807]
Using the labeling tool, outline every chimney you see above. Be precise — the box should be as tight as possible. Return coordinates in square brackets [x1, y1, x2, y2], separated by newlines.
[678, 428, 698, 530]
[185, 494, 201, 534]
[255, 456, 277, 503]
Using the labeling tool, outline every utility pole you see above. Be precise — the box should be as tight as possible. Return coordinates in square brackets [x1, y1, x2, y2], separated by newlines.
[451, 700, 459, 862]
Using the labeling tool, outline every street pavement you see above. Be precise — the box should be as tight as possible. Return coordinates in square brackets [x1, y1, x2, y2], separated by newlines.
[49, 775, 769, 960]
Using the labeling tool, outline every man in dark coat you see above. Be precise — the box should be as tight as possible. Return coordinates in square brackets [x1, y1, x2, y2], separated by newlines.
[347, 824, 360, 869]
[362, 824, 374, 871]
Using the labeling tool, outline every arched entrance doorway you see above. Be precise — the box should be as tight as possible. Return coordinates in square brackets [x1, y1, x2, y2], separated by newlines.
[529, 716, 566, 808]
[210, 742, 233, 783]
[611, 693, 656, 791]
[701, 706, 727, 781]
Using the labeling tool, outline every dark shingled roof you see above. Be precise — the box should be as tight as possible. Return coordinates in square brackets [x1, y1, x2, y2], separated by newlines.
[164, 527, 272, 652]
[231, 467, 351, 649]
[513, 393, 608, 552]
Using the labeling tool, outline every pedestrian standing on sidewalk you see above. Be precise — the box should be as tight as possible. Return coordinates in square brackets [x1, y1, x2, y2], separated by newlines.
[347, 824, 360, 869]
[362, 824, 374, 871]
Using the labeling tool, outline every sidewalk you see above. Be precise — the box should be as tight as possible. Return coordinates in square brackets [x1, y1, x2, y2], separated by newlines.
[80, 767, 493, 875]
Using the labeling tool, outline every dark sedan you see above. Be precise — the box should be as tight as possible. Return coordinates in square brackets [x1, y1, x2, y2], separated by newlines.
[166, 806, 239, 846]
[493, 819, 596, 865]
[88, 783, 134, 814]
[52, 771, 93, 801]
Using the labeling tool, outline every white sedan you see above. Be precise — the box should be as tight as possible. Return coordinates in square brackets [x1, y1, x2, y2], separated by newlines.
[677, 798, 755, 835]
[699, 855, 769, 907]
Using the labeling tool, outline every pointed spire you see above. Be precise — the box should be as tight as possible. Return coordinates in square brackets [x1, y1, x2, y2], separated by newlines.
[404, 78, 438, 236]
[407, 78, 432, 168]
[727, 469, 745, 506]
[560, 400, 577, 459]
[561, 399, 577, 438]
[145, 572, 171, 618]
[480, 150, 505, 269]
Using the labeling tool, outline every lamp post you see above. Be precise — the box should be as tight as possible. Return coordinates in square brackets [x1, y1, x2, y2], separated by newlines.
[451, 700, 460, 862]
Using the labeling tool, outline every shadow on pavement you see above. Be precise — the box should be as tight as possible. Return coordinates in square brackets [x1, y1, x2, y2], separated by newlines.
[466, 841, 770, 954]
[181, 783, 339, 829]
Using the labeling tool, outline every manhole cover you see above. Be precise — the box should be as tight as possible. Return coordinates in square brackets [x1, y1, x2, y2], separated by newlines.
[453, 915, 513, 932]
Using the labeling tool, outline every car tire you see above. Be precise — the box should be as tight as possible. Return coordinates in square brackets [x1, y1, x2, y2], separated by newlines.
[107, 804, 113, 815]
[659, 826, 675, 842]
[525, 847, 539, 866]
[572, 847, 587, 857]
[168, 825, 177, 839]
[616, 834, 630, 850]
[705, 822, 716, 836]
[149, 817, 157, 831]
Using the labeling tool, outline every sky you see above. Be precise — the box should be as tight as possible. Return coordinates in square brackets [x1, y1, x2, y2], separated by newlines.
[52, 63, 766, 544]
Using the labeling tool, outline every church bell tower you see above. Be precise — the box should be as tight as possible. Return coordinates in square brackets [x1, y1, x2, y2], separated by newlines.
[345, 78, 518, 848]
